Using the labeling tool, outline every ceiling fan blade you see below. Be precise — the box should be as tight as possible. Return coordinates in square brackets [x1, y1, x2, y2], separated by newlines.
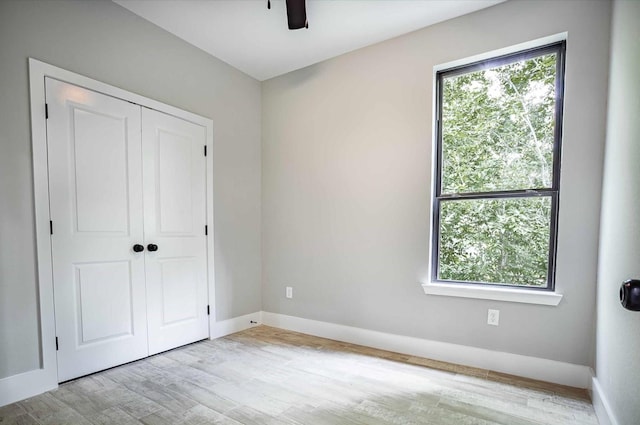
[286, 0, 307, 30]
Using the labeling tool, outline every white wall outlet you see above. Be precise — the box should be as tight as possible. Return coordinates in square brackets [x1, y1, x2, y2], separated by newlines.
[487, 309, 500, 326]
[286, 286, 293, 299]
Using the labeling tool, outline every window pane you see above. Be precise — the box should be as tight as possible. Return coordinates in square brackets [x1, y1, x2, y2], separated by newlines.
[438, 197, 551, 287]
[441, 53, 557, 194]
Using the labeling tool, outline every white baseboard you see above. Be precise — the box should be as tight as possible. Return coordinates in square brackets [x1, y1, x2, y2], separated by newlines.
[209, 311, 262, 339]
[592, 377, 619, 425]
[0, 368, 57, 407]
[262, 311, 593, 389]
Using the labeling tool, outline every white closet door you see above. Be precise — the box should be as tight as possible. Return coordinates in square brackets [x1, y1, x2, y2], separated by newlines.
[142, 108, 208, 355]
[46, 78, 148, 382]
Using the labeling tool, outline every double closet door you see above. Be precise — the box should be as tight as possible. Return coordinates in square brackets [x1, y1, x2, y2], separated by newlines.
[46, 78, 209, 382]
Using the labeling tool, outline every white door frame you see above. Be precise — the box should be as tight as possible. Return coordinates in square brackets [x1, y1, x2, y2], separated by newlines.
[0, 58, 216, 405]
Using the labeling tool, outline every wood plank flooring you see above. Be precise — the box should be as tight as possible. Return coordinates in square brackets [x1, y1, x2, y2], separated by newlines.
[0, 326, 598, 424]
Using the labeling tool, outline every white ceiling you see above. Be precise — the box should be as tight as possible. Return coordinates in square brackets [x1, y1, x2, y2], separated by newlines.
[114, 0, 503, 81]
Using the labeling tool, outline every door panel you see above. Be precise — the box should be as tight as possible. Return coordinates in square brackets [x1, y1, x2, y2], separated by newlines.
[159, 258, 198, 325]
[75, 261, 133, 344]
[46, 78, 148, 381]
[73, 108, 130, 233]
[158, 130, 194, 233]
[142, 108, 208, 355]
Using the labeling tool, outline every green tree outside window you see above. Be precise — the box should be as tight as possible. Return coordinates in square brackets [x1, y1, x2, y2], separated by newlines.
[434, 43, 565, 288]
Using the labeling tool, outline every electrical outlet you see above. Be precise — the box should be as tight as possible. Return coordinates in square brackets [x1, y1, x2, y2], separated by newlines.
[487, 309, 500, 326]
[286, 286, 293, 299]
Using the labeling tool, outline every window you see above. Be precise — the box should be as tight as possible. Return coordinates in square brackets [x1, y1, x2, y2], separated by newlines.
[432, 42, 566, 290]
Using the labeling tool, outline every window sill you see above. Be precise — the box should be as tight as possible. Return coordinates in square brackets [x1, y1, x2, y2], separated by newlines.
[422, 282, 563, 306]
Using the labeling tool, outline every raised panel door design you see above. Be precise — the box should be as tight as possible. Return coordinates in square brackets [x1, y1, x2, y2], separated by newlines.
[73, 108, 129, 234]
[46, 78, 148, 382]
[157, 130, 193, 234]
[142, 108, 208, 355]
[159, 258, 198, 326]
[75, 261, 133, 344]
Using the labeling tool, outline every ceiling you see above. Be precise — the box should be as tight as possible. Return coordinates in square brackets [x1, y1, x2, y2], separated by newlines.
[114, 0, 504, 81]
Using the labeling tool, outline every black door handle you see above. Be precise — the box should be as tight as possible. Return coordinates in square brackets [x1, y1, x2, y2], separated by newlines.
[147, 244, 158, 252]
[620, 279, 640, 311]
[133, 244, 144, 252]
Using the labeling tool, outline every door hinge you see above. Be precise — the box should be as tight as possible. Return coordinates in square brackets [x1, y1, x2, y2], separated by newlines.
[45, 104, 49, 120]
[205, 225, 208, 236]
[49, 220, 53, 235]
[207, 305, 210, 316]
[204, 145, 207, 157]
[55, 337, 59, 351]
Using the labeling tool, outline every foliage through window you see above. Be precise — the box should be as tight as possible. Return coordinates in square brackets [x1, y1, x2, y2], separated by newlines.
[432, 42, 565, 289]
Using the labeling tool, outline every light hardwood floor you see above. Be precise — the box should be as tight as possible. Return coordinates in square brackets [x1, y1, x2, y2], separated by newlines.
[0, 326, 598, 424]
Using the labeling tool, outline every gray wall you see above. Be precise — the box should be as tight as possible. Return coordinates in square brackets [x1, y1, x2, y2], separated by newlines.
[262, 0, 611, 366]
[0, 0, 262, 379]
[596, 0, 640, 423]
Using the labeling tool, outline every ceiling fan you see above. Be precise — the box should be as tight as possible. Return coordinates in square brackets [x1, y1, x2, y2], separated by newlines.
[268, 0, 309, 30]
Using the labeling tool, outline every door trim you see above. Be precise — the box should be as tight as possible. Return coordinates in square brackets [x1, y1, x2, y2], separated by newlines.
[23, 58, 216, 399]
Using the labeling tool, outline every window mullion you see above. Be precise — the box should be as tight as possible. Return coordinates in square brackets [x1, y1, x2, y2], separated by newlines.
[438, 190, 556, 201]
